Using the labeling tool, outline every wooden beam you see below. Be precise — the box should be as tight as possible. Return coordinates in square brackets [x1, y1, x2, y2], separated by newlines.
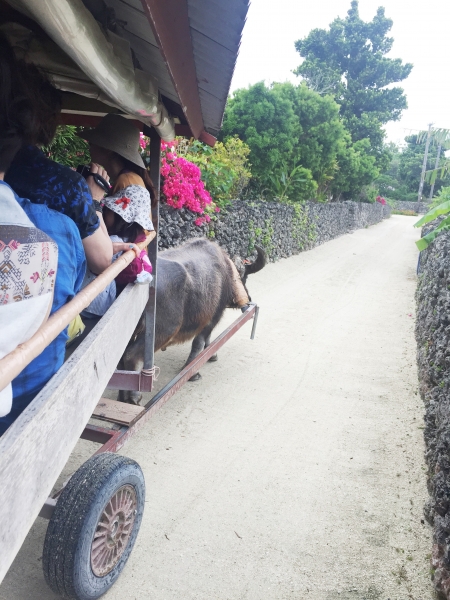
[0, 283, 149, 583]
[0, 232, 155, 392]
[140, 0, 205, 139]
[92, 397, 144, 427]
[174, 124, 216, 147]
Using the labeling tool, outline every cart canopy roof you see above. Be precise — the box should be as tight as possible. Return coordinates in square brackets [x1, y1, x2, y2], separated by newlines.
[1, 0, 249, 144]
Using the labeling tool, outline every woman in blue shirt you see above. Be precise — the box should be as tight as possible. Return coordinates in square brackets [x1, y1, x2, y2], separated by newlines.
[5, 65, 113, 275]
[0, 36, 86, 435]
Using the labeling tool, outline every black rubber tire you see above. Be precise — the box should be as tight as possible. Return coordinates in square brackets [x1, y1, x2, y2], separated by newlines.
[43, 453, 145, 600]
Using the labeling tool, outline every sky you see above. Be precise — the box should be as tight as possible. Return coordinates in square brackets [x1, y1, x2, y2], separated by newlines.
[230, 0, 450, 145]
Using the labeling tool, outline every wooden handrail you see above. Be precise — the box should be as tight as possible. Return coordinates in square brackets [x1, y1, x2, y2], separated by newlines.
[0, 231, 156, 393]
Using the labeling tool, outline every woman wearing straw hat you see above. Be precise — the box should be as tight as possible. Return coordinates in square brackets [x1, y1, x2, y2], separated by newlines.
[81, 114, 250, 317]
[78, 115, 155, 318]
[80, 114, 157, 216]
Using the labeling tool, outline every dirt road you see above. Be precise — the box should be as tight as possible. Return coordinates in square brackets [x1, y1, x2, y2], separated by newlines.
[0, 215, 433, 600]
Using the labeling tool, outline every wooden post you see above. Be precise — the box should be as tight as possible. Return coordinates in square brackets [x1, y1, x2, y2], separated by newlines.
[143, 129, 161, 371]
[429, 143, 442, 201]
[418, 123, 433, 202]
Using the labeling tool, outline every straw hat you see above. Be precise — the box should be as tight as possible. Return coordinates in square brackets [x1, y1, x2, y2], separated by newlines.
[80, 114, 145, 168]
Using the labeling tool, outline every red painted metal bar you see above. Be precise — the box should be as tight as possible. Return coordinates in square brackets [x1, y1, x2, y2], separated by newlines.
[95, 305, 257, 455]
[107, 370, 154, 392]
[40, 306, 258, 518]
[80, 424, 116, 444]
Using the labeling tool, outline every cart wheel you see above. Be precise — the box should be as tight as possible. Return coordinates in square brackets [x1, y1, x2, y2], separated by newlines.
[43, 453, 145, 600]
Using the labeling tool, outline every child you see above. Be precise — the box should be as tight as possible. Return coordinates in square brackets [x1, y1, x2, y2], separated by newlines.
[81, 184, 153, 318]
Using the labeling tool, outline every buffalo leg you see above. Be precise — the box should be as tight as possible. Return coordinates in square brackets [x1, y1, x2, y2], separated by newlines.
[117, 336, 145, 405]
[184, 326, 214, 381]
[204, 333, 218, 362]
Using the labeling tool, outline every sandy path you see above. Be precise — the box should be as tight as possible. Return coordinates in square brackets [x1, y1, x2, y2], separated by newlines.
[0, 215, 433, 600]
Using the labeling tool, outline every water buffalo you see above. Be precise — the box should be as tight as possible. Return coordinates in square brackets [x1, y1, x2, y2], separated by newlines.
[118, 238, 266, 404]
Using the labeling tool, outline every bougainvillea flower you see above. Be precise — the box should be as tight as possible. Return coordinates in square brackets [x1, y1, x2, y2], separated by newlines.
[160, 140, 212, 216]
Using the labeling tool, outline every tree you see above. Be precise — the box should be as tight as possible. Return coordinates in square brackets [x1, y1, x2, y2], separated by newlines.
[332, 136, 379, 199]
[375, 136, 450, 201]
[222, 80, 381, 201]
[276, 83, 345, 183]
[222, 82, 348, 200]
[43, 125, 90, 168]
[220, 82, 299, 188]
[294, 1, 412, 169]
[398, 135, 449, 198]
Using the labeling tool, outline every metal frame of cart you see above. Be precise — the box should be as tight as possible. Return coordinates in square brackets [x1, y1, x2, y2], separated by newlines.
[0, 1, 253, 598]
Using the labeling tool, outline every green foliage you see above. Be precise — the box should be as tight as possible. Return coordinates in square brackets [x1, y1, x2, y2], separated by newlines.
[431, 185, 450, 209]
[182, 136, 251, 208]
[291, 203, 317, 249]
[392, 209, 417, 216]
[43, 125, 90, 168]
[277, 83, 346, 180]
[420, 129, 450, 186]
[294, 1, 412, 168]
[358, 183, 379, 204]
[399, 135, 449, 197]
[331, 136, 379, 199]
[267, 161, 317, 202]
[221, 82, 299, 190]
[247, 217, 275, 255]
[223, 80, 379, 201]
[414, 187, 450, 249]
[376, 136, 450, 202]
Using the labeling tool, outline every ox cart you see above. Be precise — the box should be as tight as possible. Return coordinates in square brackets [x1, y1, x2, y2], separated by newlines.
[0, 1, 255, 598]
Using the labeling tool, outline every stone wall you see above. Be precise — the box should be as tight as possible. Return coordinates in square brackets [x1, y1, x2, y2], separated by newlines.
[391, 200, 429, 214]
[416, 228, 450, 598]
[158, 200, 391, 261]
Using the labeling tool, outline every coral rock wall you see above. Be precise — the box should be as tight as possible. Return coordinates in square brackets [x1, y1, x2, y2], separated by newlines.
[416, 230, 450, 598]
[158, 200, 391, 261]
[391, 200, 429, 214]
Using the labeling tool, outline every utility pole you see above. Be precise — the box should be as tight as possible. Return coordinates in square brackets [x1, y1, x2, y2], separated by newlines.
[429, 143, 442, 201]
[418, 123, 433, 202]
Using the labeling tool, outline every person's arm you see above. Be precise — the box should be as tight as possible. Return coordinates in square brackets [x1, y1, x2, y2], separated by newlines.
[83, 163, 113, 274]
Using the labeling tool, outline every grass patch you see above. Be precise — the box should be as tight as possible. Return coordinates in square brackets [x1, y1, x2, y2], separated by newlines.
[392, 209, 418, 216]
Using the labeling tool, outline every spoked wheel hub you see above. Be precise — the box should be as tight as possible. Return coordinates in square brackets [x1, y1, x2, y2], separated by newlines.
[91, 485, 137, 577]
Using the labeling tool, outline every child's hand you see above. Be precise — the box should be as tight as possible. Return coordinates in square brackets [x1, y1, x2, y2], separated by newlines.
[112, 242, 140, 257]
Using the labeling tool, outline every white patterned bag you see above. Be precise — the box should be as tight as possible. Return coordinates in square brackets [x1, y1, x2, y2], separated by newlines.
[0, 184, 58, 416]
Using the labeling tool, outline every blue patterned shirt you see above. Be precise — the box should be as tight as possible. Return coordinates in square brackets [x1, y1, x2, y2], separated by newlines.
[0, 182, 86, 434]
[5, 145, 99, 239]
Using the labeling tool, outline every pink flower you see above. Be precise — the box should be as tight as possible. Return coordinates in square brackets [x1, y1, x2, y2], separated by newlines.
[159, 141, 212, 216]
[30, 272, 40, 283]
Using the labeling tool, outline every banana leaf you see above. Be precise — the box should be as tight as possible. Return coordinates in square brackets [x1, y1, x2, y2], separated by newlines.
[414, 199, 450, 228]
[416, 215, 450, 250]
